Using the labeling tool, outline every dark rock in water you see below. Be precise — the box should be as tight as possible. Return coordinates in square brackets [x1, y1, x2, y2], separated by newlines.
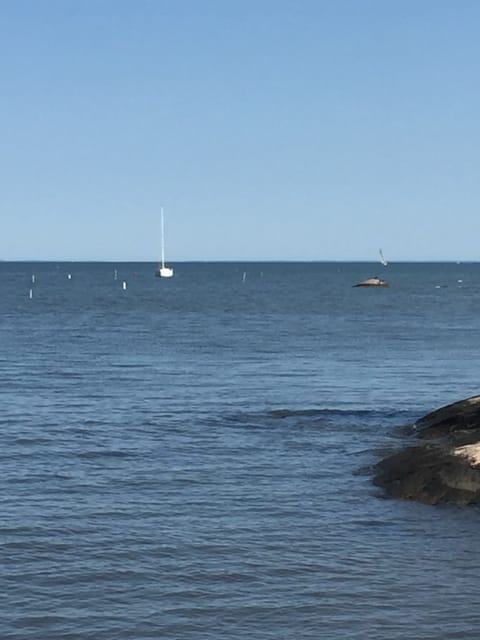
[373, 395, 480, 505]
[415, 395, 480, 440]
[354, 277, 389, 288]
[374, 442, 480, 505]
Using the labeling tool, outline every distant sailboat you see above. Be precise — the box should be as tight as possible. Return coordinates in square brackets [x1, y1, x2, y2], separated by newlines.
[379, 248, 388, 266]
[155, 207, 174, 278]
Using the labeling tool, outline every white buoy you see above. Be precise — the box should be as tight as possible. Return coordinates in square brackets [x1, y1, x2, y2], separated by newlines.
[29, 288, 33, 299]
[67, 273, 72, 280]
[122, 281, 127, 290]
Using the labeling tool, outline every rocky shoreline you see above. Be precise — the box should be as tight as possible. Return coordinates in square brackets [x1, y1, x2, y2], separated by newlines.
[373, 395, 480, 505]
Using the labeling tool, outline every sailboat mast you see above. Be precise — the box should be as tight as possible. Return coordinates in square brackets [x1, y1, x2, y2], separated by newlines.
[161, 207, 165, 269]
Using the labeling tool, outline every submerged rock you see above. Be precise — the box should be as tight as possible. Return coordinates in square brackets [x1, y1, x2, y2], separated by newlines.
[373, 395, 480, 505]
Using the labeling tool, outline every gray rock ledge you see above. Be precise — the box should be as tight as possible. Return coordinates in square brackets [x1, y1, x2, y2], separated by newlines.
[353, 277, 389, 288]
[374, 395, 480, 505]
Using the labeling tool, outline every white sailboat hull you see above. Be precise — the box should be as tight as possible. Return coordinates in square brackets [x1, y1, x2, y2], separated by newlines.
[156, 266, 174, 278]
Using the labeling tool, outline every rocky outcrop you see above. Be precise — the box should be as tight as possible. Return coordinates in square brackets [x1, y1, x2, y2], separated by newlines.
[354, 277, 389, 288]
[373, 395, 480, 505]
[416, 395, 480, 441]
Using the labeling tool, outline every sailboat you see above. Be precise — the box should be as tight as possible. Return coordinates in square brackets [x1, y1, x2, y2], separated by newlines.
[379, 248, 388, 266]
[155, 207, 174, 278]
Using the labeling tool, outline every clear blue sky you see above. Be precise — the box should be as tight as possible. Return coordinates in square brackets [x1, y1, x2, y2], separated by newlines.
[2, 0, 480, 261]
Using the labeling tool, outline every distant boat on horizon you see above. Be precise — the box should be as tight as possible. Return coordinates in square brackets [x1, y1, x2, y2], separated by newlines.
[379, 248, 388, 266]
[155, 208, 174, 278]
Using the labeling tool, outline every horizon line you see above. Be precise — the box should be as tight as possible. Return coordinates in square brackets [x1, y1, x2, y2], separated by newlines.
[1, 259, 477, 264]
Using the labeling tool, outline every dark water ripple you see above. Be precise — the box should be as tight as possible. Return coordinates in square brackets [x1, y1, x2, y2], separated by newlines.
[1, 262, 480, 638]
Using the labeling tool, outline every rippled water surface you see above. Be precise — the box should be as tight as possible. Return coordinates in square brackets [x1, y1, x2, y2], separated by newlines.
[2, 261, 480, 639]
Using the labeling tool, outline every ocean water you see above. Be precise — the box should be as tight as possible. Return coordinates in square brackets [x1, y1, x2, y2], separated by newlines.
[1, 261, 480, 639]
